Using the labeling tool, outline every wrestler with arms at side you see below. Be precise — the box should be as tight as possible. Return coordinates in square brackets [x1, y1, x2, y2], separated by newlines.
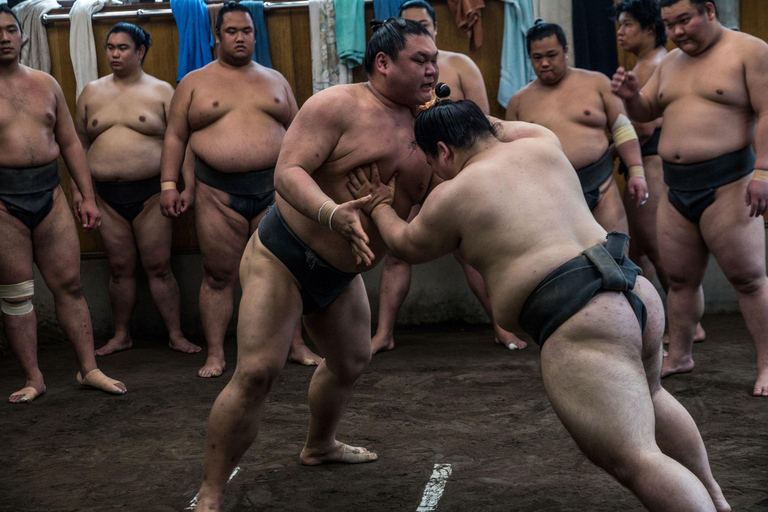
[192, 18, 441, 511]
[0, 6, 125, 403]
[350, 98, 730, 512]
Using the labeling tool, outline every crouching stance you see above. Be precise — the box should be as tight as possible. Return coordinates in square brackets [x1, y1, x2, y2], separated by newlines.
[349, 99, 730, 511]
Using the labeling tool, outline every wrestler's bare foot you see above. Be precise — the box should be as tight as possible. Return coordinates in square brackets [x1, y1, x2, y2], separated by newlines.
[193, 495, 222, 512]
[300, 441, 378, 466]
[371, 331, 395, 355]
[752, 367, 768, 397]
[77, 368, 127, 394]
[95, 333, 133, 356]
[663, 323, 706, 345]
[199, 351, 226, 378]
[494, 327, 527, 350]
[288, 338, 323, 366]
[8, 378, 46, 404]
[661, 354, 694, 378]
[169, 332, 202, 354]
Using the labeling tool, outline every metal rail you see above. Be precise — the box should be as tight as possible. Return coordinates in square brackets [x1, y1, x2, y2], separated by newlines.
[41, 0, 373, 24]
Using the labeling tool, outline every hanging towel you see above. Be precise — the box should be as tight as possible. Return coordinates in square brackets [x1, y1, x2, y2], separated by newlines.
[532, 0, 574, 65]
[497, 0, 534, 108]
[334, 0, 364, 69]
[572, 0, 617, 78]
[446, 0, 485, 53]
[13, 0, 60, 74]
[372, 0, 399, 20]
[207, 2, 223, 59]
[171, 0, 213, 82]
[241, 1, 272, 67]
[69, 0, 121, 99]
[309, 0, 351, 93]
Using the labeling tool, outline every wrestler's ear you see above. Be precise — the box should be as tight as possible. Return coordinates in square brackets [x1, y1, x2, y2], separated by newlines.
[705, 2, 716, 21]
[137, 45, 146, 62]
[375, 52, 389, 75]
[436, 141, 452, 166]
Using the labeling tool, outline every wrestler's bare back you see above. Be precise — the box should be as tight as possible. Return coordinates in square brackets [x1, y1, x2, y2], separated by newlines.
[178, 60, 296, 172]
[275, 83, 434, 273]
[0, 66, 61, 167]
[423, 135, 606, 332]
[509, 69, 613, 169]
[649, 30, 766, 162]
[78, 74, 172, 180]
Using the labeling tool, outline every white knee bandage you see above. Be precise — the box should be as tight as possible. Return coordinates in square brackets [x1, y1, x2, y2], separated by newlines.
[0, 280, 34, 316]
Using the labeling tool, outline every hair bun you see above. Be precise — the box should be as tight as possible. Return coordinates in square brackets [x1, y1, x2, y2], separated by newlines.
[435, 83, 451, 99]
[370, 19, 384, 31]
[534, 17, 544, 25]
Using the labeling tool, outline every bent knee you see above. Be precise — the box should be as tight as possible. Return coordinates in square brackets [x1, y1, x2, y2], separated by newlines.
[329, 350, 371, 383]
[232, 362, 283, 395]
[727, 272, 767, 295]
[203, 270, 237, 291]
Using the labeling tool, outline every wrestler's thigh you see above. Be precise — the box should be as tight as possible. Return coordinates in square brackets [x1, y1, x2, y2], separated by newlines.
[593, 177, 629, 233]
[195, 181, 250, 278]
[235, 233, 303, 370]
[132, 194, 172, 270]
[631, 276, 665, 389]
[95, 195, 138, 271]
[31, 187, 83, 289]
[303, 275, 372, 371]
[0, 201, 34, 283]
[699, 175, 767, 282]
[541, 294, 656, 466]
[656, 193, 709, 286]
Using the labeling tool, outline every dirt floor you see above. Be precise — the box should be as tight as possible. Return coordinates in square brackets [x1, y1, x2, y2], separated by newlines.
[1, 313, 767, 512]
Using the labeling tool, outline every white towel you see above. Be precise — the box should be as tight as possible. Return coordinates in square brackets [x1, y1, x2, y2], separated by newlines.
[69, 0, 121, 99]
[532, 0, 574, 65]
[12, 0, 60, 74]
[308, 0, 351, 94]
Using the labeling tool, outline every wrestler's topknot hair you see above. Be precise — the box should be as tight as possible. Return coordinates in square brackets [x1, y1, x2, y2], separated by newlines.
[364, 17, 431, 75]
[398, 0, 436, 25]
[414, 99, 497, 158]
[0, 5, 23, 35]
[216, 1, 254, 34]
[106, 22, 152, 63]
[526, 18, 567, 55]
[658, 0, 717, 16]
[613, 0, 667, 48]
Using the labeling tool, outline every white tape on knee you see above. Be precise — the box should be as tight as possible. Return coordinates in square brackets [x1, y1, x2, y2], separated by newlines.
[0, 280, 34, 299]
[1, 299, 33, 315]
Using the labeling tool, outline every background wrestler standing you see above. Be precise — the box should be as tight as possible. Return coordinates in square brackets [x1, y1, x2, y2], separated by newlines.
[75, 23, 199, 356]
[506, 21, 648, 234]
[613, 0, 768, 395]
[0, 6, 125, 402]
[160, 3, 320, 377]
[193, 19, 442, 511]
[372, 0, 524, 354]
[614, 0, 706, 344]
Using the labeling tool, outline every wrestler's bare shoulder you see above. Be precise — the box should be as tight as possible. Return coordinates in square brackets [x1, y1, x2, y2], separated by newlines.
[300, 83, 385, 125]
[726, 29, 768, 64]
[569, 68, 611, 89]
[2, 65, 60, 94]
[440, 50, 479, 71]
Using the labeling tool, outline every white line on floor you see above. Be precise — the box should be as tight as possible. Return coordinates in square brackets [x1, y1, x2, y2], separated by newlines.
[185, 466, 242, 511]
[416, 463, 452, 511]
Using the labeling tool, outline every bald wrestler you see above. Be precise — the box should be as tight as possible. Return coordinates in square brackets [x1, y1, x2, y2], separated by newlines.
[613, 0, 768, 395]
[160, 2, 320, 377]
[350, 98, 729, 512]
[192, 19, 440, 511]
[370, 0, 524, 355]
[0, 5, 125, 403]
[74, 23, 199, 356]
[506, 20, 649, 235]
[614, 0, 707, 345]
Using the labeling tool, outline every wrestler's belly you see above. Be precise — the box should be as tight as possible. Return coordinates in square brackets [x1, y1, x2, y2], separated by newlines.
[658, 100, 754, 164]
[190, 116, 285, 172]
[483, 235, 607, 333]
[0, 130, 60, 168]
[276, 195, 388, 274]
[87, 128, 162, 181]
[553, 127, 609, 170]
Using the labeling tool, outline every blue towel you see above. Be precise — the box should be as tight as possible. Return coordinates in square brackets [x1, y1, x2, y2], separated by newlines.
[171, 0, 214, 82]
[241, 1, 273, 68]
[335, 0, 365, 68]
[497, 0, 535, 108]
[373, 0, 400, 20]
